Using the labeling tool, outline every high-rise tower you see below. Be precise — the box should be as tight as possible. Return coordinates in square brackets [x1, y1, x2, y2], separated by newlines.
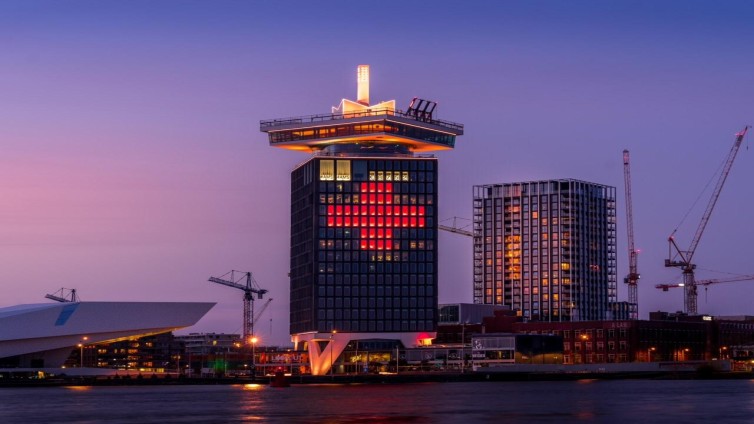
[472, 179, 617, 322]
[261, 66, 463, 375]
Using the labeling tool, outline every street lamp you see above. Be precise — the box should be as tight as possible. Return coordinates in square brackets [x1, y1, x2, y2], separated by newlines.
[647, 347, 656, 362]
[250, 337, 258, 377]
[78, 336, 88, 368]
[580, 334, 589, 364]
[330, 330, 337, 378]
[719, 346, 728, 360]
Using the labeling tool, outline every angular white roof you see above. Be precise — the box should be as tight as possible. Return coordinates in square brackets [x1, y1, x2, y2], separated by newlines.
[0, 301, 214, 366]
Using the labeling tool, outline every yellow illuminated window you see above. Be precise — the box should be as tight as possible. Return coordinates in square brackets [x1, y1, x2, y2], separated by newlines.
[561, 262, 570, 270]
[402, 171, 409, 181]
[320, 160, 334, 181]
[377, 171, 384, 181]
[336, 160, 351, 181]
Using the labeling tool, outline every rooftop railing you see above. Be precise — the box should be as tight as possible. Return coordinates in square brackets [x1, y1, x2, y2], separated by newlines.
[260, 108, 464, 133]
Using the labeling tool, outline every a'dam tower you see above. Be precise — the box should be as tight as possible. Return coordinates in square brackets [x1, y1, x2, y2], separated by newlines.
[260, 65, 463, 375]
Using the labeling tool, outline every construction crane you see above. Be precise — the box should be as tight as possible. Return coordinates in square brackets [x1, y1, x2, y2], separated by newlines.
[664, 126, 750, 314]
[656, 274, 754, 295]
[438, 216, 473, 237]
[623, 150, 640, 320]
[209, 270, 268, 344]
[45, 288, 79, 302]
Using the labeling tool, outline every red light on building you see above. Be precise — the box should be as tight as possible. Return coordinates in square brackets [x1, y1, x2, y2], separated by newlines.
[326, 182, 426, 249]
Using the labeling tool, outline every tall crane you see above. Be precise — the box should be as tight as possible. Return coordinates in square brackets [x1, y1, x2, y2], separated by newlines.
[209, 270, 268, 344]
[45, 287, 79, 302]
[623, 150, 639, 320]
[664, 126, 750, 314]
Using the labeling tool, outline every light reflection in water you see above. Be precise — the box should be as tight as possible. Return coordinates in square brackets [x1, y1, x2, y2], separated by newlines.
[0, 380, 752, 423]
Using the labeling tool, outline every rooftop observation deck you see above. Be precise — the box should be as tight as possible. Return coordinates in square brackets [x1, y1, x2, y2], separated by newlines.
[260, 108, 464, 153]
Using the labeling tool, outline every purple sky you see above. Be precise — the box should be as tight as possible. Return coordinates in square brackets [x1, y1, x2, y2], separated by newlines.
[2, 1, 754, 345]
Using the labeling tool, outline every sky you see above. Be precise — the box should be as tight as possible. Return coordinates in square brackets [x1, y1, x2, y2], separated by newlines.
[1, 1, 754, 346]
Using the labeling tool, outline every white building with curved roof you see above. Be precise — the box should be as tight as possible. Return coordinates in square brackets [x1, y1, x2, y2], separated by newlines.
[0, 301, 214, 368]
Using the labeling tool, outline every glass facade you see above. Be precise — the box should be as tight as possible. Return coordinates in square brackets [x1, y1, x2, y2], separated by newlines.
[472, 179, 617, 322]
[290, 157, 438, 334]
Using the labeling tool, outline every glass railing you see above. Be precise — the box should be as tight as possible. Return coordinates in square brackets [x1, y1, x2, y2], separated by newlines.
[261, 108, 464, 132]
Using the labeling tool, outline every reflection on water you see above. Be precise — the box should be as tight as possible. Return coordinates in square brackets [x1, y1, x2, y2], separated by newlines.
[0, 380, 753, 423]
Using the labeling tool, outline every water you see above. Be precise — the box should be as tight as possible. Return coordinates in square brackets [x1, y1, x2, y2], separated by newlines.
[1, 379, 753, 423]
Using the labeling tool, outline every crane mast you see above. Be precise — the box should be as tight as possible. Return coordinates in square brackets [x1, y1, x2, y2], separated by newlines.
[209, 270, 268, 344]
[623, 150, 639, 320]
[665, 126, 750, 314]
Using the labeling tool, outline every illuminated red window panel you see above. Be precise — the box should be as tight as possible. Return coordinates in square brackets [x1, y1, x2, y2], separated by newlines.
[326, 181, 426, 250]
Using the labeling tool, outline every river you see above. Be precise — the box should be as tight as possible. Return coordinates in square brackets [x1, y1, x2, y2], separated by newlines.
[1, 379, 753, 423]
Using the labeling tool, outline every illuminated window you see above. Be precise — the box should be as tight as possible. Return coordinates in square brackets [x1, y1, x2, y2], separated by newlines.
[336, 160, 351, 181]
[324, 180, 426, 250]
[320, 160, 335, 181]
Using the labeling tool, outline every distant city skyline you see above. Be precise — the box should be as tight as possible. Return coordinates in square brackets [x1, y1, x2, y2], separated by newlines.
[2, 1, 754, 346]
